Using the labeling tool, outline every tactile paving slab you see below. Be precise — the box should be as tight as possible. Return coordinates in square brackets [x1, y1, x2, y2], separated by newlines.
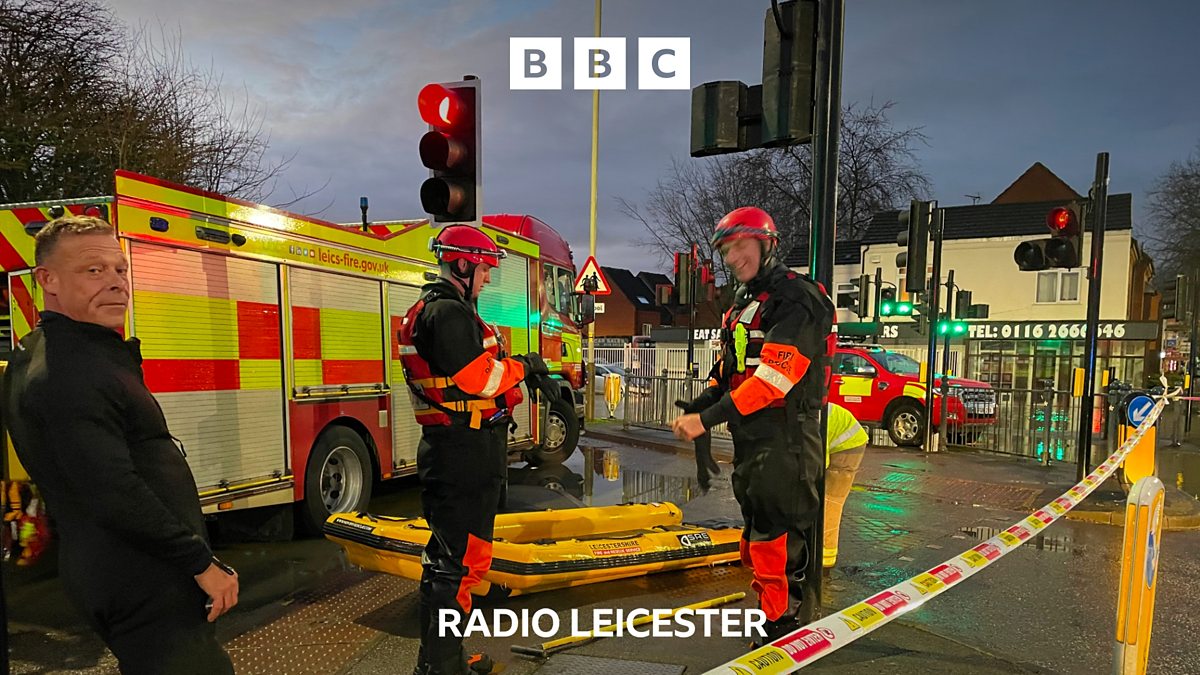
[532, 654, 685, 674]
[225, 570, 412, 675]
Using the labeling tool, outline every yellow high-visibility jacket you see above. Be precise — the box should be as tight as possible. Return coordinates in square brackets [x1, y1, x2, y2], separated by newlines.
[827, 402, 868, 466]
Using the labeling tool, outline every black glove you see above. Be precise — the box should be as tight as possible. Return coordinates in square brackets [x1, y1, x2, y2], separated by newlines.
[514, 354, 560, 405]
[675, 386, 722, 414]
[514, 353, 550, 382]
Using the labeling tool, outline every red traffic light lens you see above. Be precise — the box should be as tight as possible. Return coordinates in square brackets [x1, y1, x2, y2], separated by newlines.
[417, 83, 462, 128]
[1047, 207, 1073, 232]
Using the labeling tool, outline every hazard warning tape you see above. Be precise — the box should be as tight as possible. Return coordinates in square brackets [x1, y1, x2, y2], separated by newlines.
[702, 390, 1177, 675]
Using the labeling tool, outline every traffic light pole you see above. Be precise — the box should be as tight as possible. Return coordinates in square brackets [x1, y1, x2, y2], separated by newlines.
[938, 269, 955, 452]
[1188, 283, 1199, 433]
[806, 0, 844, 617]
[1076, 152, 1109, 481]
[873, 267, 883, 342]
[923, 207, 944, 452]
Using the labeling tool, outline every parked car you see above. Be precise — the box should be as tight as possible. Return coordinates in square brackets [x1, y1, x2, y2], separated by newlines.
[593, 363, 649, 397]
[829, 343, 998, 446]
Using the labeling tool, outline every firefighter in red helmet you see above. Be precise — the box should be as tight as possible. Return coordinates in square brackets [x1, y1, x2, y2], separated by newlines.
[398, 225, 559, 675]
[672, 206, 834, 641]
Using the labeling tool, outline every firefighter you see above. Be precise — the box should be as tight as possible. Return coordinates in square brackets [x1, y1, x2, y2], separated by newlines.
[2, 216, 237, 674]
[398, 224, 559, 675]
[823, 402, 868, 570]
[671, 206, 834, 640]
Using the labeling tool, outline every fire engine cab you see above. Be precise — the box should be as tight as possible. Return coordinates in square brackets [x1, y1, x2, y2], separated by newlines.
[830, 343, 997, 446]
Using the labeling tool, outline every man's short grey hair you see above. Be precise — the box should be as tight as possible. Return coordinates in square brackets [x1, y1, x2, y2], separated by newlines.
[34, 216, 116, 266]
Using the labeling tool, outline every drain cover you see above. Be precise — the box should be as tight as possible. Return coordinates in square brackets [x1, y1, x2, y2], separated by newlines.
[532, 654, 685, 674]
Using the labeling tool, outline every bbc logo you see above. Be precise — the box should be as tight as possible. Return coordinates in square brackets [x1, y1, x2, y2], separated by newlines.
[510, 37, 691, 91]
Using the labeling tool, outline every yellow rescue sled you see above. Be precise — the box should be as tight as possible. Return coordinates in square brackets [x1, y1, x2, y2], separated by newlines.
[324, 502, 740, 597]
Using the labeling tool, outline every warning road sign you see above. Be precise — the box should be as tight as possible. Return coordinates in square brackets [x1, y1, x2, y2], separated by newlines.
[574, 256, 611, 295]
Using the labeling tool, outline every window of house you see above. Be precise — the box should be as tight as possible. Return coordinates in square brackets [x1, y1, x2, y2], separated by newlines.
[642, 323, 652, 336]
[637, 296, 650, 304]
[1036, 270, 1081, 303]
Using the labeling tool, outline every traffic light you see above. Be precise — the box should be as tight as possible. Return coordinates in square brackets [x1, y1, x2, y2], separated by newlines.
[1161, 274, 1190, 321]
[879, 287, 896, 316]
[895, 301, 914, 316]
[840, 274, 870, 315]
[955, 290, 972, 319]
[896, 200, 932, 293]
[417, 78, 481, 223]
[761, 0, 817, 147]
[1013, 201, 1085, 271]
[937, 317, 968, 337]
[674, 250, 695, 305]
[690, 81, 762, 156]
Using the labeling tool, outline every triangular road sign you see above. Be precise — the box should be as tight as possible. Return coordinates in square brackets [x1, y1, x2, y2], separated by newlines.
[573, 256, 611, 295]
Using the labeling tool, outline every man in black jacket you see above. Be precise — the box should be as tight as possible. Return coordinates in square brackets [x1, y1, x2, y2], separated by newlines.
[2, 216, 238, 674]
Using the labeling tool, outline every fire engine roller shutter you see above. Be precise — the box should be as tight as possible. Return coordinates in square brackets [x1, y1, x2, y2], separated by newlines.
[129, 243, 286, 491]
[387, 282, 423, 469]
[478, 255, 532, 443]
[288, 267, 384, 388]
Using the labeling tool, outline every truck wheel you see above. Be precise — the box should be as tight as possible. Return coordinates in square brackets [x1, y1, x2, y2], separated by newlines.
[529, 396, 579, 466]
[887, 401, 925, 447]
[302, 425, 373, 534]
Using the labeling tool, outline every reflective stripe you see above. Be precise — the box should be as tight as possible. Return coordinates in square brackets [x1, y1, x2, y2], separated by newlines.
[483, 335, 498, 348]
[746, 357, 761, 366]
[829, 421, 865, 451]
[737, 301, 761, 324]
[748, 330, 766, 338]
[478, 360, 507, 398]
[399, 345, 419, 355]
[753, 362, 794, 395]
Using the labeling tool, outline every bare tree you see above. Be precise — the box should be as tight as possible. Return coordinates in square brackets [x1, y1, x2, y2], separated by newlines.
[1145, 141, 1200, 279]
[621, 100, 931, 279]
[1, 0, 289, 203]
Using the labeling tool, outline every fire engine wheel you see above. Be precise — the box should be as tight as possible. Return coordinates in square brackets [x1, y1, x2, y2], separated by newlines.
[302, 426, 374, 534]
[887, 401, 925, 447]
[529, 396, 579, 466]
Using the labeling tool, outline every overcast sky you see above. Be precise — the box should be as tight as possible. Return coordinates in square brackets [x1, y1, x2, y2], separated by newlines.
[104, 0, 1200, 276]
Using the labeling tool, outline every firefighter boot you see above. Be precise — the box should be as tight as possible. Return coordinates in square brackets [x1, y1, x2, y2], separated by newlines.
[694, 433, 720, 493]
[427, 649, 497, 675]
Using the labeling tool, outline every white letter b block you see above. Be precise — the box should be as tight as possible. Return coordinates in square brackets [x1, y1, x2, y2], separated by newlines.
[510, 37, 562, 90]
[574, 37, 626, 90]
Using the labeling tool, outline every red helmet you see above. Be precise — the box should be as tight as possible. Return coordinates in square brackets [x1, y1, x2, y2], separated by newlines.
[711, 207, 779, 248]
[430, 225, 506, 267]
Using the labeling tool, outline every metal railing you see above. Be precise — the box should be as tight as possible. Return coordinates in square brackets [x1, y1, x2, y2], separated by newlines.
[622, 372, 731, 439]
[621, 372, 1094, 463]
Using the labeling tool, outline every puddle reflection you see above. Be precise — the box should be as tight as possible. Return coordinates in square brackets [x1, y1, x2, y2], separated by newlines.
[502, 445, 703, 512]
[959, 525, 1078, 553]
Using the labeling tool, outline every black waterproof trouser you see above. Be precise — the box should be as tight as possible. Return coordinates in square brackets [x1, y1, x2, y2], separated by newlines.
[729, 407, 822, 626]
[58, 540, 234, 675]
[417, 423, 507, 675]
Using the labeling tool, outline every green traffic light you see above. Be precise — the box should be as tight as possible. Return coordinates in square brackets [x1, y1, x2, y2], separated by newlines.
[896, 302, 913, 315]
[953, 321, 967, 335]
[937, 320, 968, 336]
[880, 302, 894, 316]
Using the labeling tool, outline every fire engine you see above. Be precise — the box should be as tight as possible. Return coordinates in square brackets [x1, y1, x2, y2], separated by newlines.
[831, 343, 997, 446]
[0, 171, 589, 530]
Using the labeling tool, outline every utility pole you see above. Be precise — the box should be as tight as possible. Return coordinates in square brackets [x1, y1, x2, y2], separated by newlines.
[585, 0, 602, 422]
[938, 269, 956, 452]
[1188, 279, 1199, 433]
[1076, 153, 1109, 480]
[806, 0, 844, 616]
[873, 266, 883, 342]
[923, 207, 944, 452]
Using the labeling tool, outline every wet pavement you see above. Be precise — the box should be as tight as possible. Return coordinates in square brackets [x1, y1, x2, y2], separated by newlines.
[8, 430, 1200, 674]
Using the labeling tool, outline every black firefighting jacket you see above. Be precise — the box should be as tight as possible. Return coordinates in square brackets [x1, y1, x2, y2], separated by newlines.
[699, 262, 834, 430]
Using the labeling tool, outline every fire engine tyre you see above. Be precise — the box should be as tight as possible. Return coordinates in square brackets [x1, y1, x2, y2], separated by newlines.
[302, 426, 374, 534]
[887, 400, 926, 447]
[529, 396, 579, 466]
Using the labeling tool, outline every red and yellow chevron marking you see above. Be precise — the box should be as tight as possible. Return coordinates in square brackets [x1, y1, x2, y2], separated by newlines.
[9, 274, 41, 343]
[0, 202, 110, 273]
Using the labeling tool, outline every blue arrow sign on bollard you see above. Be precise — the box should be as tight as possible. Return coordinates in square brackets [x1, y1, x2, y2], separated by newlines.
[1125, 395, 1155, 426]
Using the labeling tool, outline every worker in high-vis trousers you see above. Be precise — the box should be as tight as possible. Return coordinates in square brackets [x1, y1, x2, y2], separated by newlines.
[824, 402, 869, 569]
